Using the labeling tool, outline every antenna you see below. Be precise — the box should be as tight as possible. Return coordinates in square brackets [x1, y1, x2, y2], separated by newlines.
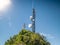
[32, 0, 35, 9]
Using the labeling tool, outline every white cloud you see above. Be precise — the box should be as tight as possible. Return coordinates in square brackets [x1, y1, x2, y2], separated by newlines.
[40, 32, 55, 39]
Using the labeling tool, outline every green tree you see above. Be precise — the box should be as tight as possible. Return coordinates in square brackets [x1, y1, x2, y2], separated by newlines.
[5, 29, 50, 45]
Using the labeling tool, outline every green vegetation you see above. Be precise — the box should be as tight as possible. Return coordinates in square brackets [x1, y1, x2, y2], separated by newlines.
[5, 29, 50, 45]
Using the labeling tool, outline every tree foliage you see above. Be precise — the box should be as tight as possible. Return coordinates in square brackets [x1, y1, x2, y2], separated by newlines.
[5, 29, 50, 45]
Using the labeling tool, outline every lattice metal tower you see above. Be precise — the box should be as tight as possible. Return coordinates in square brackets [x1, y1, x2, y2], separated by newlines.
[32, 0, 36, 32]
[28, 0, 36, 32]
[32, 8, 35, 32]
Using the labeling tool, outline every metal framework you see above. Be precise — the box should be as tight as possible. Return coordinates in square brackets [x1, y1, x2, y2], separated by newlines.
[32, 8, 35, 32]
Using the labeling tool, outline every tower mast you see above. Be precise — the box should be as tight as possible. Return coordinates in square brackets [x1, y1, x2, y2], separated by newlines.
[32, 8, 35, 32]
[32, 0, 35, 32]
[29, 0, 36, 32]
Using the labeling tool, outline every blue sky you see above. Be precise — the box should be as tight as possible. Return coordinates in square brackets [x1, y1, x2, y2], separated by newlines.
[0, 0, 60, 45]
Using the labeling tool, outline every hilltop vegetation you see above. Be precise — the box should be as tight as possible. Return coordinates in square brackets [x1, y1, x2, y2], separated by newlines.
[5, 29, 50, 45]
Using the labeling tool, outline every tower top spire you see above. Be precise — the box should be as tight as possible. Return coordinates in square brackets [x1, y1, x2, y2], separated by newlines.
[32, 0, 35, 9]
